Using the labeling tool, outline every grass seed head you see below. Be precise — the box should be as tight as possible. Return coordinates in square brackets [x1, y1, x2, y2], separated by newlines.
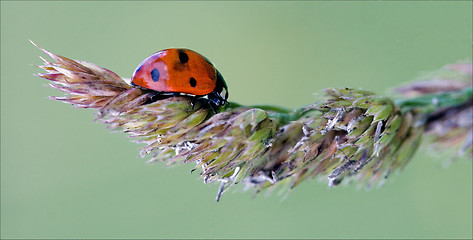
[34, 43, 471, 200]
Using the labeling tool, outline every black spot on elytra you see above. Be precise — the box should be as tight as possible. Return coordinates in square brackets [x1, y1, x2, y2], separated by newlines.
[189, 77, 197, 87]
[178, 50, 189, 63]
[151, 68, 160, 82]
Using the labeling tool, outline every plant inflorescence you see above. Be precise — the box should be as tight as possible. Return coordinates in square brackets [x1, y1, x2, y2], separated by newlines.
[33, 42, 472, 201]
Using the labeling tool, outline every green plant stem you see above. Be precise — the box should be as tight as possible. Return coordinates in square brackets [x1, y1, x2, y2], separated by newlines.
[395, 86, 473, 114]
[223, 102, 304, 125]
[223, 86, 472, 126]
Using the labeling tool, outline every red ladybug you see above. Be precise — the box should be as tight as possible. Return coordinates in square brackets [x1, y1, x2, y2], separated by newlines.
[131, 48, 228, 106]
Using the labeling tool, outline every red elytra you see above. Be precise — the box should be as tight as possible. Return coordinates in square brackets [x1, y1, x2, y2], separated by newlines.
[131, 48, 228, 106]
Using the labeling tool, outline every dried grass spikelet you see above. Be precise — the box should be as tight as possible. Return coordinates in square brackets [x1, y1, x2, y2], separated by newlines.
[248, 88, 423, 192]
[395, 59, 473, 157]
[33, 42, 472, 201]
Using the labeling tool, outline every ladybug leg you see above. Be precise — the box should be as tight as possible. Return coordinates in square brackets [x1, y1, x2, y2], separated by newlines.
[144, 91, 163, 104]
[189, 96, 218, 113]
[190, 96, 199, 110]
[208, 101, 218, 114]
[193, 97, 218, 114]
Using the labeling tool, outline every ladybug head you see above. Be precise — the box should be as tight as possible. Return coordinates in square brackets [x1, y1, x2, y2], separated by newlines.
[207, 70, 228, 107]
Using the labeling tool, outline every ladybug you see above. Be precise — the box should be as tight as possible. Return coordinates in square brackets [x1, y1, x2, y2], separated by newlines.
[131, 48, 228, 107]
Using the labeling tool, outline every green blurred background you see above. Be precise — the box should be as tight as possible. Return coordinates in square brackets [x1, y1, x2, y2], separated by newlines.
[1, 1, 472, 239]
